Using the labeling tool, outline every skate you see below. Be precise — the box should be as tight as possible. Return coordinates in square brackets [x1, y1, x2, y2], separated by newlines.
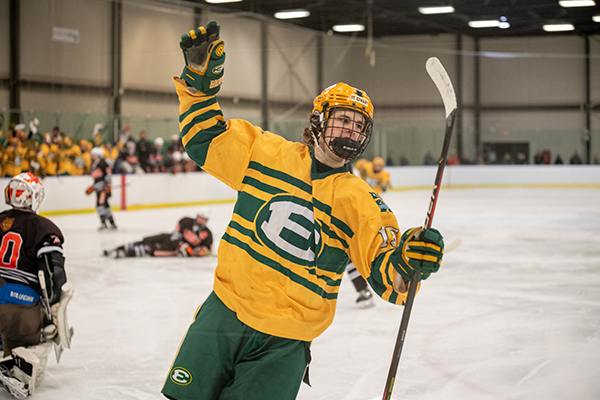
[356, 288, 375, 308]
[98, 224, 108, 231]
[0, 369, 28, 399]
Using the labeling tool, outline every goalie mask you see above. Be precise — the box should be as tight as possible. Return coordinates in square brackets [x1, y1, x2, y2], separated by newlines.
[311, 82, 374, 162]
[4, 172, 45, 213]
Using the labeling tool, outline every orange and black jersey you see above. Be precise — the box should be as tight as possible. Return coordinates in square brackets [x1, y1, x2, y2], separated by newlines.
[91, 158, 112, 192]
[172, 217, 213, 251]
[0, 209, 64, 292]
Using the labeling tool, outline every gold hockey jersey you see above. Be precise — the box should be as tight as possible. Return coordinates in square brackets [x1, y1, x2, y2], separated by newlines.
[175, 78, 415, 342]
[355, 160, 391, 195]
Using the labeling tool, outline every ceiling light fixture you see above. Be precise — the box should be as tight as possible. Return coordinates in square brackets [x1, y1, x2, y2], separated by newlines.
[205, 0, 243, 3]
[418, 6, 455, 15]
[559, 0, 596, 7]
[274, 9, 310, 19]
[332, 24, 365, 33]
[543, 23, 575, 31]
[593, 15, 600, 22]
[468, 20, 500, 28]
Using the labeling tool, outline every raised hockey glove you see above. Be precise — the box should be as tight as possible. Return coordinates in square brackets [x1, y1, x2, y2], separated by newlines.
[85, 186, 94, 195]
[392, 227, 444, 281]
[179, 21, 225, 96]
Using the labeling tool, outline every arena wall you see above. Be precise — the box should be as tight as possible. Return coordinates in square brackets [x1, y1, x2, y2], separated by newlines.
[0, 166, 598, 216]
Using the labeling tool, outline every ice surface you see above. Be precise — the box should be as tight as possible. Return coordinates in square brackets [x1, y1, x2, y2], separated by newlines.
[9, 187, 599, 400]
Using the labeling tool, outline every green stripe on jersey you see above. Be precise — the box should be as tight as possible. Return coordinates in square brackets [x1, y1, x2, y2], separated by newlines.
[248, 161, 312, 195]
[179, 97, 218, 123]
[222, 233, 338, 299]
[184, 122, 228, 167]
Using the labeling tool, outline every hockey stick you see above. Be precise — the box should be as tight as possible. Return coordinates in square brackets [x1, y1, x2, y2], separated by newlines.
[38, 270, 64, 362]
[382, 57, 457, 400]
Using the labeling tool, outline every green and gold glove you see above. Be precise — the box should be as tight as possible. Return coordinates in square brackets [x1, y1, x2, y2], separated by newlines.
[392, 227, 444, 281]
[179, 21, 225, 96]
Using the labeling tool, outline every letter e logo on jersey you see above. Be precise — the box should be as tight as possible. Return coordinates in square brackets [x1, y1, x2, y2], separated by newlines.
[170, 367, 192, 385]
[255, 195, 321, 265]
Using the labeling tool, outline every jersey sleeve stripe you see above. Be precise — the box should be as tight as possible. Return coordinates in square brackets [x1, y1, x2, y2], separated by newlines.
[37, 246, 64, 257]
[181, 113, 226, 147]
[183, 122, 228, 167]
[248, 161, 312, 194]
[179, 97, 219, 123]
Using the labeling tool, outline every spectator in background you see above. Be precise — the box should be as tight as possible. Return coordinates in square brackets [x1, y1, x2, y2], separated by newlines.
[50, 126, 61, 145]
[167, 133, 184, 158]
[148, 137, 166, 173]
[385, 151, 394, 166]
[569, 149, 583, 164]
[593, 155, 599, 165]
[554, 154, 563, 164]
[399, 154, 409, 165]
[447, 148, 460, 165]
[423, 151, 436, 165]
[115, 138, 143, 174]
[79, 139, 93, 175]
[516, 152, 528, 164]
[501, 152, 513, 164]
[136, 130, 152, 172]
[166, 150, 184, 174]
[183, 152, 199, 172]
[533, 151, 544, 164]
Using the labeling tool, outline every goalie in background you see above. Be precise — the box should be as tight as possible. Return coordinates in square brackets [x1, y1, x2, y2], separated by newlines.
[103, 210, 213, 258]
[0, 172, 73, 398]
[86, 147, 117, 230]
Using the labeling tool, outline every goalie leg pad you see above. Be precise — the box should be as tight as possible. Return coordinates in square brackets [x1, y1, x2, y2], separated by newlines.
[50, 288, 74, 349]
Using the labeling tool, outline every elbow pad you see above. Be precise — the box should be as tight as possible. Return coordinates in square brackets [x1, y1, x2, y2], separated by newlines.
[38, 251, 67, 305]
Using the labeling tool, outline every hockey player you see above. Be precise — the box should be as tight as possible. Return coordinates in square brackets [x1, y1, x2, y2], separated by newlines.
[0, 172, 73, 398]
[103, 211, 213, 258]
[162, 21, 444, 400]
[354, 156, 392, 194]
[87, 147, 117, 230]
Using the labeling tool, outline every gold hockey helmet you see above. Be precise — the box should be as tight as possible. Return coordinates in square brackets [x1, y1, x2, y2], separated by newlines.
[310, 83, 374, 162]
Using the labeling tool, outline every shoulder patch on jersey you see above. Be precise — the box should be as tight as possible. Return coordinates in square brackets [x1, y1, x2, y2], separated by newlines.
[1, 217, 14, 232]
[369, 192, 391, 212]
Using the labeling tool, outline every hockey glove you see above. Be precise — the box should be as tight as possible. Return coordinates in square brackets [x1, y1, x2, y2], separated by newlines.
[178, 243, 194, 257]
[392, 227, 444, 281]
[179, 21, 225, 96]
[85, 186, 94, 195]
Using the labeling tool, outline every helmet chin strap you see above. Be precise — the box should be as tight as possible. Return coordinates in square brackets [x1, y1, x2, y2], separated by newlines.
[312, 132, 346, 168]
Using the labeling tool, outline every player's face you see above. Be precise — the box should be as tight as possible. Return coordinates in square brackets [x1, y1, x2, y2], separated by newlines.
[319, 109, 367, 164]
[325, 109, 366, 142]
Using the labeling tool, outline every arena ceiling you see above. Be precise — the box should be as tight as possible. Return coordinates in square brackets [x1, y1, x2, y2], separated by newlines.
[192, 0, 600, 38]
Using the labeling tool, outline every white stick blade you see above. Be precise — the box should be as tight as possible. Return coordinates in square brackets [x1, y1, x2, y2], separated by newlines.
[426, 57, 457, 118]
